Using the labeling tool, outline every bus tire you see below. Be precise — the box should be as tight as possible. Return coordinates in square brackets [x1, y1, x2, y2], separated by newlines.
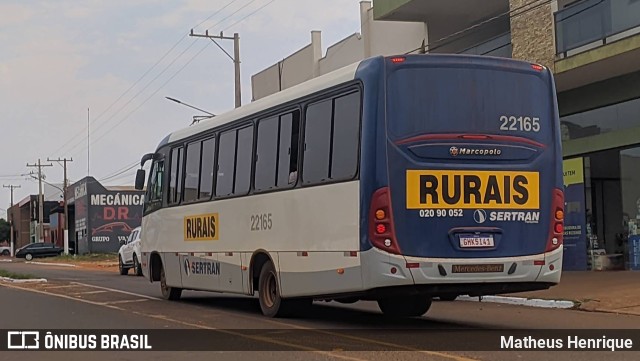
[258, 260, 287, 317]
[377, 295, 432, 317]
[160, 264, 182, 301]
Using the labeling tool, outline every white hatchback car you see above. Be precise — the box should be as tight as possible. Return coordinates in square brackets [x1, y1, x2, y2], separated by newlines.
[118, 226, 143, 276]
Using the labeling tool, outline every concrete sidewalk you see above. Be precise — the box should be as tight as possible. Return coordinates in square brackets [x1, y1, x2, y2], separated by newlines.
[503, 271, 640, 315]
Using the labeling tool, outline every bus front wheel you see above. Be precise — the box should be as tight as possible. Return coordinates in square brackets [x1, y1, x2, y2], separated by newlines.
[377, 295, 432, 317]
[160, 265, 182, 301]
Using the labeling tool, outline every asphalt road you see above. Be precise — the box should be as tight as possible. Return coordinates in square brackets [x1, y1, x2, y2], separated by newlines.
[1, 259, 639, 361]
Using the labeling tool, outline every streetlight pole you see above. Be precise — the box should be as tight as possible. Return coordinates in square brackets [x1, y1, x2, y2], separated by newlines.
[165, 97, 216, 125]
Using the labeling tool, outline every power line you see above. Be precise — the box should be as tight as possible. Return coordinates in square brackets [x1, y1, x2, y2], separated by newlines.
[50, 0, 245, 158]
[223, 0, 276, 32]
[404, 0, 553, 55]
[80, 1, 273, 152]
[65, 1, 260, 160]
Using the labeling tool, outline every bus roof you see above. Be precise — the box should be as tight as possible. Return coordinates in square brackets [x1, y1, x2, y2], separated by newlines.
[162, 60, 363, 148]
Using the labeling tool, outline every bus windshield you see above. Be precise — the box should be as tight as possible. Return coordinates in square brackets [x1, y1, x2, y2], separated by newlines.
[386, 66, 553, 142]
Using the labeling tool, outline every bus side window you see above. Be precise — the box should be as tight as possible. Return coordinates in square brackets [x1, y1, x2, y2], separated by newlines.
[234, 125, 254, 195]
[216, 130, 237, 197]
[255, 116, 279, 191]
[145, 160, 164, 213]
[183, 141, 202, 203]
[199, 137, 216, 200]
[168, 147, 184, 205]
[330, 92, 360, 180]
[303, 99, 332, 185]
[277, 111, 300, 187]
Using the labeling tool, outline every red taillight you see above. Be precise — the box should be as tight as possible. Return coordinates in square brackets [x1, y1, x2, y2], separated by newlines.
[546, 188, 564, 253]
[369, 187, 401, 255]
[532, 64, 544, 71]
[554, 223, 563, 234]
[390, 57, 406, 63]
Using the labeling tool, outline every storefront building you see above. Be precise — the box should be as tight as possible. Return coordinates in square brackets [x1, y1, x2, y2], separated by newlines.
[371, 0, 640, 271]
[66, 177, 144, 254]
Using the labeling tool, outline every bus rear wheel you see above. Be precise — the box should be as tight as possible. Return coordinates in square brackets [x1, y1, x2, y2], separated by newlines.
[258, 261, 310, 317]
[160, 265, 182, 301]
[377, 295, 432, 317]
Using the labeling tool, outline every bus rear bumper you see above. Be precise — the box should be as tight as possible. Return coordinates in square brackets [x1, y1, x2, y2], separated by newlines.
[363, 247, 562, 295]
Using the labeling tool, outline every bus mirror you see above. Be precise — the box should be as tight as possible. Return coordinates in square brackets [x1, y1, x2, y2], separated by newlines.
[135, 169, 146, 190]
[140, 153, 156, 167]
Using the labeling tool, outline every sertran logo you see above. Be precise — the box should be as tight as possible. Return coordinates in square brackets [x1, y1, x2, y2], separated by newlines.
[183, 258, 190, 276]
[449, 146, 459, 156]
[474, 209, 487, 224]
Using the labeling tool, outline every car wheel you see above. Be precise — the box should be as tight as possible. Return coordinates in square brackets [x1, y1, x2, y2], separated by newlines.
[25, 253, 33, 261]
[1, 250, 9, 256]
[133, 255, 143, 276]
[118, 256, 129, 275]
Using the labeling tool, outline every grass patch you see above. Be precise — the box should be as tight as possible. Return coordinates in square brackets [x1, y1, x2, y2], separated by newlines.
[39, 253, 118, 263]
[0, 268, 36, 279]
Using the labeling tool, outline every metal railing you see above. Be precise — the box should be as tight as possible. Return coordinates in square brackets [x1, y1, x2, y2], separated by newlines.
[459, 32, 512, 58]
[555, 0, 640, 55]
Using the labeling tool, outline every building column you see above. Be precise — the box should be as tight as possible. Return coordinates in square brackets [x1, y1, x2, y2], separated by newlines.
[509, 0, 556, 71]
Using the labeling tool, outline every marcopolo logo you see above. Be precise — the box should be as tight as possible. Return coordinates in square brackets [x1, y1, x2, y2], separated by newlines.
[406, 170, 540, 210]
[450, 147, 502, 157]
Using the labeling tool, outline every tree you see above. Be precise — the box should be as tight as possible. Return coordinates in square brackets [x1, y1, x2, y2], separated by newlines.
[0, 218, 10, 244]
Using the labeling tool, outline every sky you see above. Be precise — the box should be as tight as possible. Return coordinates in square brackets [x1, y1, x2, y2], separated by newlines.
[0, 0, 366, 216]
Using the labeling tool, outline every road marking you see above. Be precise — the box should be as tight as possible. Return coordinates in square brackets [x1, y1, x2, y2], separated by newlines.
[103, 299, 149, 305]
[1, 281, 479, 361]
[69, 282, 161, 300]
[73, 290, 108, 295]
[41, 284, 82, 289]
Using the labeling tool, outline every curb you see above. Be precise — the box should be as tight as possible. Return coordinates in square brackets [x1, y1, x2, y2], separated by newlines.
[26, 261, 77, 268]
[0, 259, 13, 263]
[457, 295, 576, 309]
[0, 276, 47, 283]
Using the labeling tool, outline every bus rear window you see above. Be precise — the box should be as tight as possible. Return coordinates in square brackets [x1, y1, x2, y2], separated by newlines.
[387, 67, 553, 141]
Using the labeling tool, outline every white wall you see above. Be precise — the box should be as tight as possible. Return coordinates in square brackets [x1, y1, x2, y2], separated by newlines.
[250, 1, 427, 101]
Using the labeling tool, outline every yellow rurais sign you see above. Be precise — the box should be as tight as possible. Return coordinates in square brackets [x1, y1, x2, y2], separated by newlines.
[184, 213, 219, 241]
[406, 170, 540, 209]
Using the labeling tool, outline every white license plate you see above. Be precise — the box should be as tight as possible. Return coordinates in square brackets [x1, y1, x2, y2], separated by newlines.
[459, 236, 494, 248]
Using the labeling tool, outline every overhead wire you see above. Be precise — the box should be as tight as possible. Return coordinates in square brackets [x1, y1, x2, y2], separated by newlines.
[50, 0, 244, 158]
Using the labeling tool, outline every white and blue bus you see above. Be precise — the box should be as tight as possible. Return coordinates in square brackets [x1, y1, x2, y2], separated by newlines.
[135, 54, 564, 318]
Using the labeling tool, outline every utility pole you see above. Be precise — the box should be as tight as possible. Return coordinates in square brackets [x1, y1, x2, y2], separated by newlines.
[189, 29, 241, 109]
[48, 157, 73, 255]
[3, 184, 20, 256]
[27, 159, 53, 242]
